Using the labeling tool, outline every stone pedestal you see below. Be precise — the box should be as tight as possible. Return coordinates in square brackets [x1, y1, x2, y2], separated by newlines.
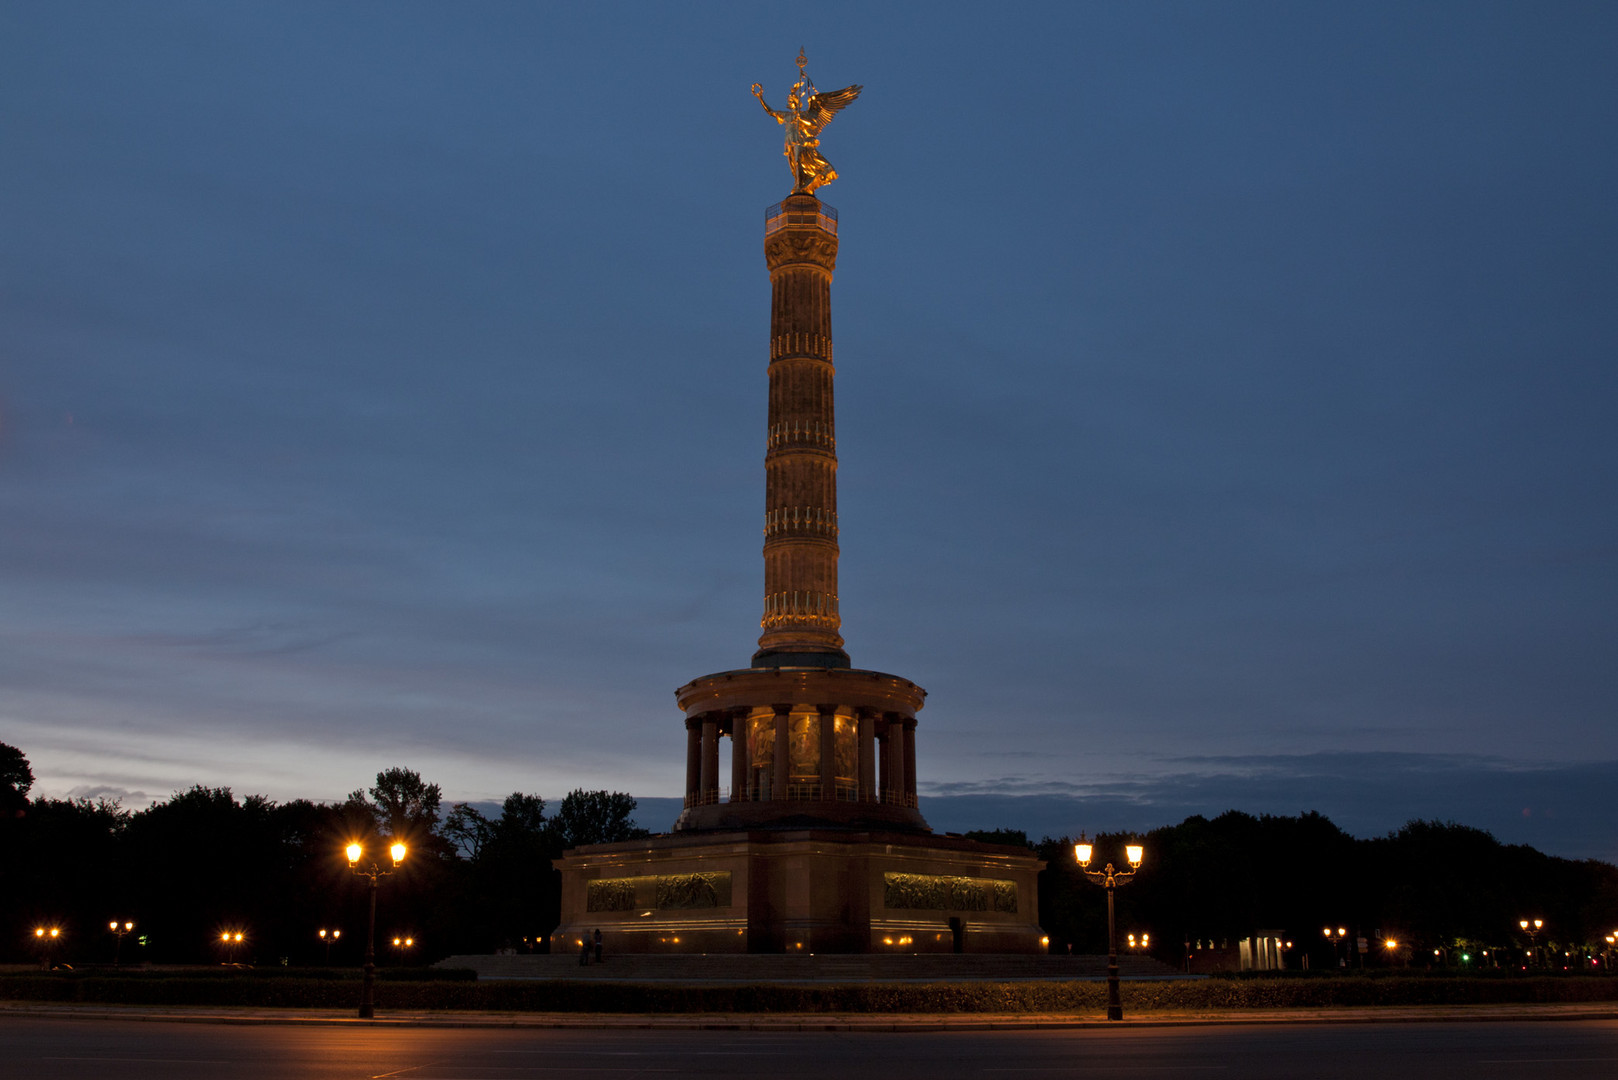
[551, 829, 1046, 956]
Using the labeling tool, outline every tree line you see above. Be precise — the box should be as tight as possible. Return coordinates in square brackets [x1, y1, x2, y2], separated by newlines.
[6, 741, 1614, 970]
[1, 742, 646, 967]
[988, 810, 1618, 969]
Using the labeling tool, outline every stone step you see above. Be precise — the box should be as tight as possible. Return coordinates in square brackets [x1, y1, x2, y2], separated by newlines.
[438, 953, 1187, 983]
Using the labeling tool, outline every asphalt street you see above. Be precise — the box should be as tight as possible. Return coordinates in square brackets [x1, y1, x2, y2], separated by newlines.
[4, 1017, 1618, 1080]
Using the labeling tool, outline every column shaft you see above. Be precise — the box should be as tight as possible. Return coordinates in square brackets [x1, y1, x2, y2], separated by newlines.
[700, 717, 719, 801]
[730, 711, 749, 802]
[903, 719, 918, 804]
[857, 709, 876, 802]
[877, 718, 892, 803]
[817, 706, 837, 800]
[755, 195, 848, 666]
[772, 706, 790, 799]
[888, 718, 907, 805]
[685, 723, 701, 806]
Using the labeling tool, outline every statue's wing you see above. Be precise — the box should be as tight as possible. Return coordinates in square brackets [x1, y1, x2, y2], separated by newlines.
[804, 84, 863, 133]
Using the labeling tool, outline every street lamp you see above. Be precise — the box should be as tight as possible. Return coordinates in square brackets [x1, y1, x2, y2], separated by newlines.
[392, 935, 415, 966]
[347, 840, 407, 1019]
[1075, 835, 1144, 1022]
[108, 920, 134, 967]
[318, 927, 342, 965]
[219, 929, 245, 965]
[33, 926, 62, 971]
[1518, 918, 1543, 968]
[1324, 926, 1349, 968]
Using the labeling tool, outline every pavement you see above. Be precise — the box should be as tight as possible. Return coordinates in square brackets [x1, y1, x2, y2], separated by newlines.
[3, 1000, 1615, 1030]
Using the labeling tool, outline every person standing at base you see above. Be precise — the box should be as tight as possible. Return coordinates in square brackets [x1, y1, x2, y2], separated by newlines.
[593, 928, 603, 964]
[579, 939, 590, 966]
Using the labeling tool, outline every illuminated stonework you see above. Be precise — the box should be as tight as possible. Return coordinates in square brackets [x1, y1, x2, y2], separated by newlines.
[550, 97, 1045, 953]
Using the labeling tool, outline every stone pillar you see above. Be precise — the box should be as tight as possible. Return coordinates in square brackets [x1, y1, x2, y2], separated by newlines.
[772, 705, 791, 799]
[857, 708, 876, 802]
[730, 709, 749, 802]
[754, 194, 849, 669]
[903, 718, 918, 805]
[685, 721, 701, 806]
[700, 715, 719, 802]
[817, 705, 837, 800]
[876, 715, 892, 803]
[888, 715, 907, 805]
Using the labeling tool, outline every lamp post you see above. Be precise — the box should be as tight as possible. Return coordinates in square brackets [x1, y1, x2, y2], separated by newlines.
[1518, 918, 1543, 968]
[1324, 926, 1349, 968]
[1075, 835, 1144, 1022]
[108, 920, 134, 967]
[318, 927, 341, 966]
[392, 935, 415, 967]
[347, 840, 406, 1019]
[220, 930, 245, 965]
[33, 926, 61, 971]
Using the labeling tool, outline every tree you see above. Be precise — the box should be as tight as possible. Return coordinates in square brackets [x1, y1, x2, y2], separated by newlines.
[443, 802, 495, 861]
[550, 790, 649, 848]
[0, 742, 33, 816]
[366, 767, 442, 846]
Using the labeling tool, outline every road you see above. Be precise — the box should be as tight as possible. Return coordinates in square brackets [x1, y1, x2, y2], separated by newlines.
[4, 1017, 1618, 1080]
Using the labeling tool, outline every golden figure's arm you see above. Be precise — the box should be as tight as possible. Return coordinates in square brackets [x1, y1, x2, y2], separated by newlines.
[751, 83, 786, 125]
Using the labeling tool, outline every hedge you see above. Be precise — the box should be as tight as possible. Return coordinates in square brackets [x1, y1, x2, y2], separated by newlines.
[2, 974, 1615, 1012]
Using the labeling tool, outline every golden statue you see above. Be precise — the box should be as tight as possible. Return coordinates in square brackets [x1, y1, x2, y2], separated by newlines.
[752, 49, 862, 196]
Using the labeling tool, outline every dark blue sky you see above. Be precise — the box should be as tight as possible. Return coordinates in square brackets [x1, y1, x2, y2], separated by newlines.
[3, 3, 1615, 858]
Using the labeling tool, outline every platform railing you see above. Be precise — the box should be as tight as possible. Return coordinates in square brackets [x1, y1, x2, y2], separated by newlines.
[765, 200, 838, 237]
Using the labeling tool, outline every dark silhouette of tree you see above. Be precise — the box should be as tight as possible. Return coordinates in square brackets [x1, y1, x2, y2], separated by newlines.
[443, 801, 495, 861]
[366, 767, 442, 842]
[4, 738, 1610, 968]
[0, 741, 33, 816]
[550, 789, 649, 848]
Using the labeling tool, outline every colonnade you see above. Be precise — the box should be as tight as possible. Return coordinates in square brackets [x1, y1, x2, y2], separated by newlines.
[682, 705, 917, 809]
